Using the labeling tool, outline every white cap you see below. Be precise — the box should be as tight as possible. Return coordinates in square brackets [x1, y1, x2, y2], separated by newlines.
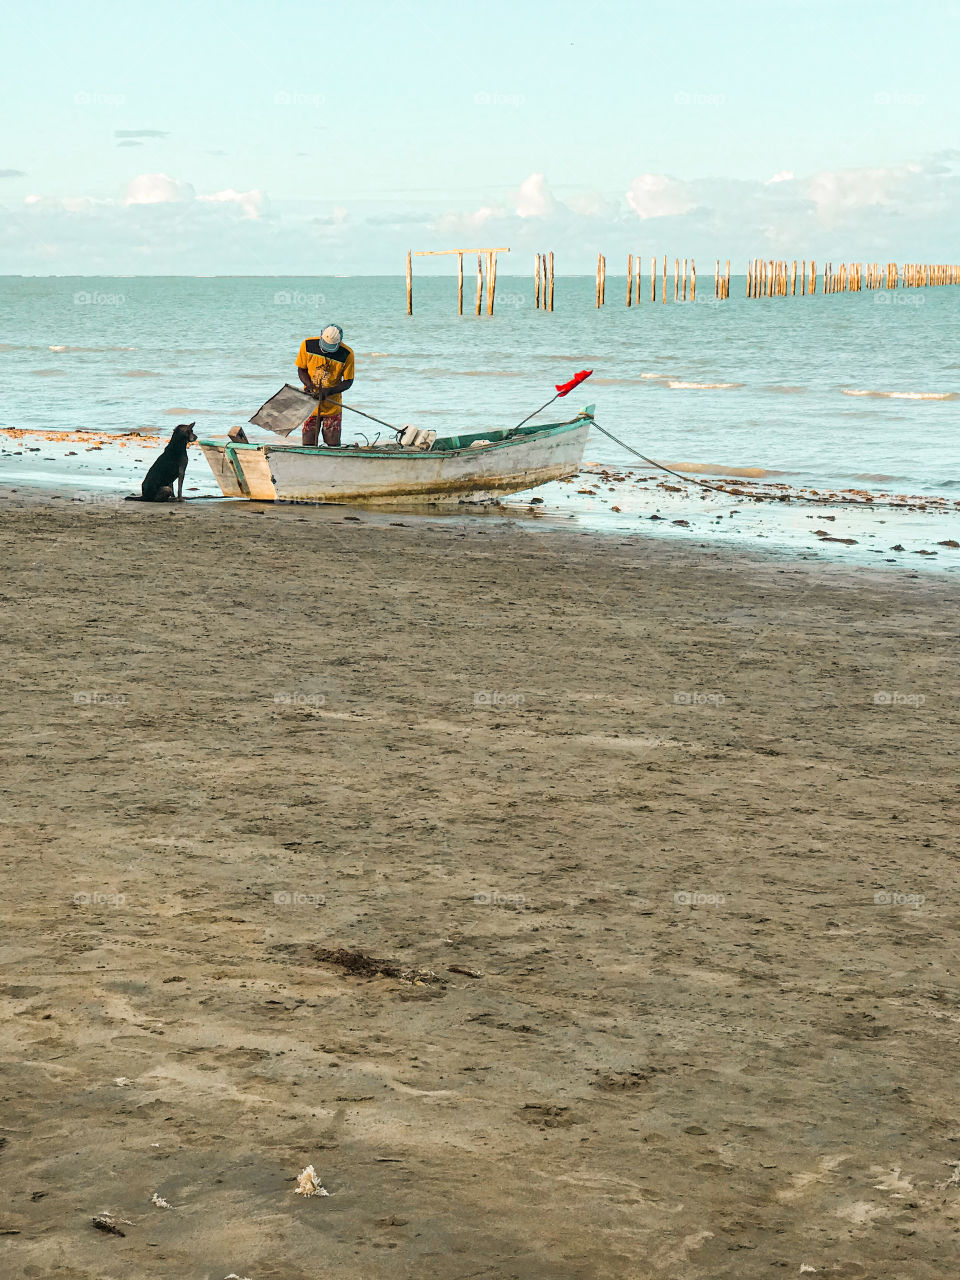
[319, 324, 342, 353]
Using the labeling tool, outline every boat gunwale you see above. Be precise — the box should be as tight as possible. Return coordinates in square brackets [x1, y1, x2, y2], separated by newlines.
[199, 407, 594, 460]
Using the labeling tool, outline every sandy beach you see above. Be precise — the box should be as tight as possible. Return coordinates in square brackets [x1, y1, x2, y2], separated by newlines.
[2, 493, 959, 1279]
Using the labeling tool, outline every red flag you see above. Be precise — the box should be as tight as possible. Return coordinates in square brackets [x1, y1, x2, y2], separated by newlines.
[555, 369, 593, 398]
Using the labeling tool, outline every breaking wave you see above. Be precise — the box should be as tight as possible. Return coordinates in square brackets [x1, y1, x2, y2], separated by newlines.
[842, 389, 958, 401]
[667, 380, 743, 390]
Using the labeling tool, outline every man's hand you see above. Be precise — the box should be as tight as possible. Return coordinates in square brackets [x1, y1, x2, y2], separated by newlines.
[296, 367, 317, 396]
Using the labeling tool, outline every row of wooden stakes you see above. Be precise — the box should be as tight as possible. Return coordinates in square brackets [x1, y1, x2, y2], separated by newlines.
[747, 259, 960, 295]
[594, 254, 732, 305]
[404, 249, 960, 313]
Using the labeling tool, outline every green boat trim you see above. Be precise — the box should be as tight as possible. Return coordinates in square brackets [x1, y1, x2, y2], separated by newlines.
[200, 405, 594, 458]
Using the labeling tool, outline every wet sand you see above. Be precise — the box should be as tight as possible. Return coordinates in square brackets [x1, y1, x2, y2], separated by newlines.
[1, 493, 959, 1279]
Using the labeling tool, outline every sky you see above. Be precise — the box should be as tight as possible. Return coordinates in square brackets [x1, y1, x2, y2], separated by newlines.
[1, 0, 959, 273]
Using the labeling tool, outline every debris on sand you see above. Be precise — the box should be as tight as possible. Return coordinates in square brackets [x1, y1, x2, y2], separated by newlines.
[309, 945, 444, 986]
[448, 964, 483, 979]
[295, 1164, 330, 1197]
[91, 1211, 130, 1236]
[592, 1070, 653, 1092]
[150, 1192, 174, 1209]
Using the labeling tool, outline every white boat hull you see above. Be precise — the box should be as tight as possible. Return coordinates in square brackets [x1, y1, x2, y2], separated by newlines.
[200, 411, 592, 504]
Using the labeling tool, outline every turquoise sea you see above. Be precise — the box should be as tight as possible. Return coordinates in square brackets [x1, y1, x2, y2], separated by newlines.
[1, 274, 957, 566]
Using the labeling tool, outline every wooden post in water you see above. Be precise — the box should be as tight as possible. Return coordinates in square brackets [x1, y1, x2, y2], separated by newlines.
[651, 257, 656, 301]
[405, 250, 412, 315]
[715, 259, 720, 299]
[548, 251, 555, 311]
[475, 254, 483, 315]
[635, 255, 642, 303]
[724, 260, 730, 299]
[600, 254, 606, 304]
[535, 253, 541, 309]
[681, 257, 687, 301]
[690, 259, 696, 302]
[457, 252, 464, 315]
[673, 257, 679, 301]
[486, 251, 497, 314]
[595, 253, 601, 307]
[626, 254, 633, 307]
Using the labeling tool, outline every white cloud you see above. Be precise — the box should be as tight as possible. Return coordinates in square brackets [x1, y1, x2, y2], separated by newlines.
[802, 165, 909, 223]
[7, 153, 960, 273]
[124, 173, 195, 205]
[430, 205, 504, 238]
[515, 172, 558, 218]
[625, 173, 696, 220]
[767, 170, 795, 184]
[198, 187, 264, 220]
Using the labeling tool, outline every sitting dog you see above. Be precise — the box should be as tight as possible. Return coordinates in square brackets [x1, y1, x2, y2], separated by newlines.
[126, 423, 197, 502]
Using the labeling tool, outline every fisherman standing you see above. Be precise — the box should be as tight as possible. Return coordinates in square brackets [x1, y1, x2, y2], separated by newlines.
[296, 324, 355, 447]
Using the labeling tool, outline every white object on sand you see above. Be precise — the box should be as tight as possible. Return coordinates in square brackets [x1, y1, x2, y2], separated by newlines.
[295, 1164, 330, 1197]
[151, 1192, 174, 1209]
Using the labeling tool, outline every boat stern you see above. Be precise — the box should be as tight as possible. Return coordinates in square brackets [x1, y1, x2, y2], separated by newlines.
[200, 442, 278, 500]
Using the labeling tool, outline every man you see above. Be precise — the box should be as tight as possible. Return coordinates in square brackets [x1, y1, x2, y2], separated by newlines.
[296, 324, 355, 447]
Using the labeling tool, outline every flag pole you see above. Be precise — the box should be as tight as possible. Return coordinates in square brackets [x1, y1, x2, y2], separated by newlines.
[513, 370, 593, 430]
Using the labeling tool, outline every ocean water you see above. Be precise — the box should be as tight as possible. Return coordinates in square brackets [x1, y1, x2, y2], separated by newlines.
[1, 273, 958, 486]
[0, 274, 958, 568]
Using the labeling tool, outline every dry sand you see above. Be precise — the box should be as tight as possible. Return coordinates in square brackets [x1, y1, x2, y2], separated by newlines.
[1, 493, 959, 1279]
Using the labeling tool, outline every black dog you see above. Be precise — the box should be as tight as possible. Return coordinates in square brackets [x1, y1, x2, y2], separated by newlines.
[126, 423, 197, 502]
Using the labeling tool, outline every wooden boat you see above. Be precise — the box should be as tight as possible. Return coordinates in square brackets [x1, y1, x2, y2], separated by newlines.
[199, 405, 594, 504]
